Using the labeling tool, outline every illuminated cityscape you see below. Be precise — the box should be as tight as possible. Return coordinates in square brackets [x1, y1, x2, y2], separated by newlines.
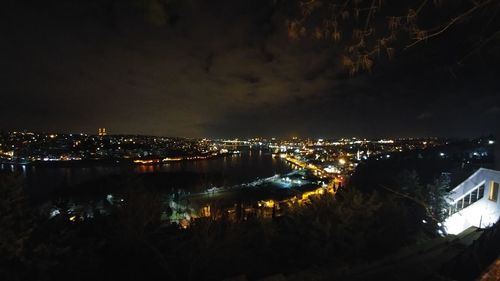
[1, 0, 500, 280]
[1, 130, 445, 167]
[2, 130, 496, 223]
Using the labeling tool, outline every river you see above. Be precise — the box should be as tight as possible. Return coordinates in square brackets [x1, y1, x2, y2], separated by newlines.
[0, 149, 293, 201]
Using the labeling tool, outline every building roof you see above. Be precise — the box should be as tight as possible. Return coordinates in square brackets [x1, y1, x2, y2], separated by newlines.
[448, 168, 500, 202]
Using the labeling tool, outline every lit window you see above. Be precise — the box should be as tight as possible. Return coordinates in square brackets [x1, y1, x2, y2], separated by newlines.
[470, 188, 478, 203]
[489, 182, 499, 202]
[478, 185, 485, 200]
[463, 193, 471, 208]
[449, 184, 487, 216]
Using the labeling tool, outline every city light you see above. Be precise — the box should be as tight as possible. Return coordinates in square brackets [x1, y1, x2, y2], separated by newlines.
[2, 0, 499, 279]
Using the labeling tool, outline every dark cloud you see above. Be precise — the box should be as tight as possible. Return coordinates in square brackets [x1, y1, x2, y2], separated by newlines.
[1, 0, 499, 137]
[417, 112, 433, 120]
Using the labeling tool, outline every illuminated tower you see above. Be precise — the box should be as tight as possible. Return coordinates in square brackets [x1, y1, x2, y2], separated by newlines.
[98, 128, 107, 136]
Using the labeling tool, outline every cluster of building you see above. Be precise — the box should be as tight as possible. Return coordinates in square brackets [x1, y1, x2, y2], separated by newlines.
[15, 129, 497, 236]
[0, 130, 226, 164]
[255, 136, 500, 236]
[260, 137, 446, 179]
[1, 130, 448, 167]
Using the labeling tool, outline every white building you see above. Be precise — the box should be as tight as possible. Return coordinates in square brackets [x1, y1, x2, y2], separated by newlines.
[444, 168, 500, 235]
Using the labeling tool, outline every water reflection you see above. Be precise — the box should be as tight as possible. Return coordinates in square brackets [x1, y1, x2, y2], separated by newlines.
[1, 150, 292, 198]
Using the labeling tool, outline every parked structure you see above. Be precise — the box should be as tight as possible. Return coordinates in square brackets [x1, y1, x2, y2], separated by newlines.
[444, 168, 500, 235]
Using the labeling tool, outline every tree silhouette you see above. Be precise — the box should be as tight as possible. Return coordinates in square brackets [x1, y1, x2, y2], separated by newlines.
[288, 0, 500, 74]
[0, 174, 33, 278]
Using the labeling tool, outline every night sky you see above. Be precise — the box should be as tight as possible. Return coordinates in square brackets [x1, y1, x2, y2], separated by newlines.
[2, 0, 499, 138]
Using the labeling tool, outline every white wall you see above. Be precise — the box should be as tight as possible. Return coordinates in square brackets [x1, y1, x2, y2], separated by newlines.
[443, 168, 500, 235]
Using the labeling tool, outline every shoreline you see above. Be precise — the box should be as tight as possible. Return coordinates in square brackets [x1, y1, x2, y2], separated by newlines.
[0, 153, 234, 168]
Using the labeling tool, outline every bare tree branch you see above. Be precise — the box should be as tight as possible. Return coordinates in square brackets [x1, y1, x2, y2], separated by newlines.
[457, 29, 500, 65]
[405, 0, 493, 49]
[381, 185, 441, 225]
